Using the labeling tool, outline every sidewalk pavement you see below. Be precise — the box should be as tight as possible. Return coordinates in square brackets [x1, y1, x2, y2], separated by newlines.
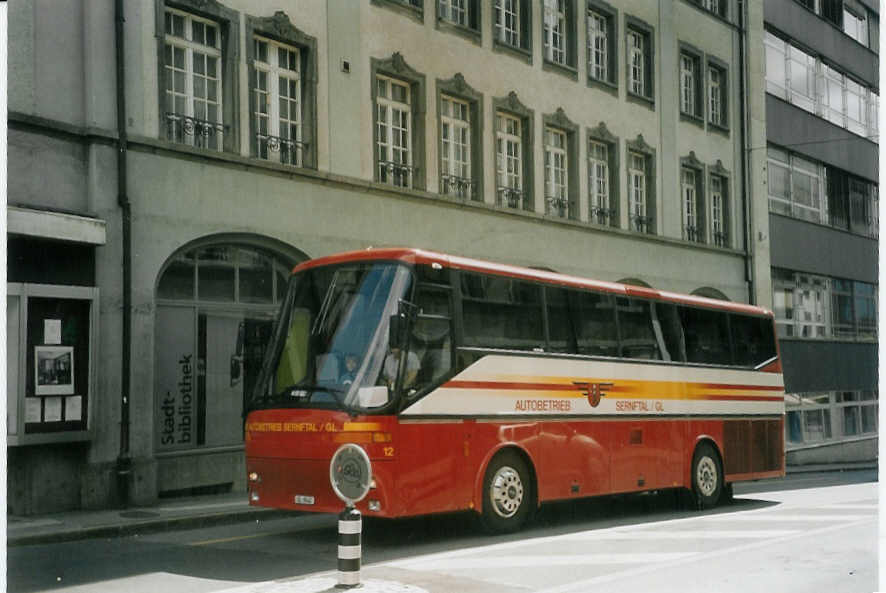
[7, 461, 877, 548]
[7, 491, 292, 547]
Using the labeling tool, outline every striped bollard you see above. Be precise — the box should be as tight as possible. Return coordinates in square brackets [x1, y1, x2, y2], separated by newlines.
[337, 505, 362, 588]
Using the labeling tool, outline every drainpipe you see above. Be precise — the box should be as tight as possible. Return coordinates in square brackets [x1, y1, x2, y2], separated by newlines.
[737, 0, 755, 304]
[115, 0, 133, 507]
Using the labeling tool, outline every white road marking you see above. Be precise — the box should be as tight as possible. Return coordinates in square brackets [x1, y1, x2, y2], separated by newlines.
[534, 517, 870, 593]
[559, 529, 800, 540]
[390, 552, 695, 570]
[705, 513, 871, 522]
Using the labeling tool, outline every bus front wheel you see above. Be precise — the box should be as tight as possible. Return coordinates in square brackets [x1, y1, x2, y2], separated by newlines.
[691, 443, 723, 509]
[481, 451, 531, 533]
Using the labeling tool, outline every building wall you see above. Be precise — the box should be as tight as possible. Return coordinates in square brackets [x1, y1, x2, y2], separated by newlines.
[8, 0, 771, 513]
[763, 0, 879, 465]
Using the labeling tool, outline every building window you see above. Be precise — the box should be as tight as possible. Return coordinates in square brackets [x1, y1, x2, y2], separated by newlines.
[708, 63, 727, 128]
[787, 391, 878, 445]
[440, 95, 472, 199]
[773, 269, 877, 340]
[710, 175, 728, 247]
[588, 10, 608, 81]
[494, 0, 531, 53]
[628, 151, 651, 232]
[679, 53, 701, 118]
[163, 8, 225, 150]
[628, 30, 645, 96]
[544, 127, 569, 217]
[496, 112, 524, 208]
[626, 21, 653, 102]
[681, 168, 702, 242]
[821, 64, 846, 127]
[766, 146, 825, 223]
[588, 140, 610, 224]
[543, 0, 566, 64]
[439, 0, 467, 25]
[252, 37, 303, 166]
[376, 75, 413, 188]
[764, 31, 877, 138]
[700, 0, 724, 17]
[843, 7, 867, 46]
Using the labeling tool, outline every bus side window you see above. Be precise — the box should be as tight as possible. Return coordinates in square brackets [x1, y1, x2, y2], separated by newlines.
[616, 297, 660, 360]
[653, 303, 686, 362]
[545, 287, 577, 353]
[680, 306, 732, 365]
[730, 314, 776, 367]
[408, 284, 453, 396]
[460, 273, 544, 351]
[573, 291, 618, 357]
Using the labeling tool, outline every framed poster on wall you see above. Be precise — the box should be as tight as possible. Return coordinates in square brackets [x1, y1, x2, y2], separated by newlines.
[34, 346, 75, 395]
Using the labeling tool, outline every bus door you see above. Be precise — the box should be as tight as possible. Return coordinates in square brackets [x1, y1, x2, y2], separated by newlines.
[395, 272, 462, 514]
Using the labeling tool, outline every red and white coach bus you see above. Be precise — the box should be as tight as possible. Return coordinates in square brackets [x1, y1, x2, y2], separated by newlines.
[245, 248, 784, 532]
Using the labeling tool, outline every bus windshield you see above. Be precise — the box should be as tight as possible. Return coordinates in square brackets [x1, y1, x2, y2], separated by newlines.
[249, 261, 412, 413]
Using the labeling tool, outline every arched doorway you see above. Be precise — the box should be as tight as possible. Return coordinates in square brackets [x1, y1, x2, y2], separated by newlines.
[617, 277, 652, 288]
[154, 240, 300, 456]
[691, 287, 730, 301]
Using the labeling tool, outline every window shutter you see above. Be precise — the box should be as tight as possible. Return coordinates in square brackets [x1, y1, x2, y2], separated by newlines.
[520, 0, 531, 51]
[469, 0, 480, 30]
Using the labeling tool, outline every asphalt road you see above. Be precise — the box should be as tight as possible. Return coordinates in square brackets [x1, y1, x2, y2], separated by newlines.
[7, 469, 878, 593]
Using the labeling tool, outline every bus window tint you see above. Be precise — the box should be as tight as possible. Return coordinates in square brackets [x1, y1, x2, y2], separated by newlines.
[546, 287, 577, 353]
[680, 306, 732, 365]
[409, 285, 453, 395]
[654, 303, 686, 362]
[573, 291, 618, 356]
[617, 298, 660, 359]
[730, 314, 777, 367]
[461, 273, 544, 350]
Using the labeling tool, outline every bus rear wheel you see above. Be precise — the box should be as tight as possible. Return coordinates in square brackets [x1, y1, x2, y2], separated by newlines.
[691, 443, 723, 509]
[481, 451, 531, 534]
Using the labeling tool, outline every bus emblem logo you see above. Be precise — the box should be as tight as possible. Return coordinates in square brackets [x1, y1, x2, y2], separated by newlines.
[574, 382, 614, 408]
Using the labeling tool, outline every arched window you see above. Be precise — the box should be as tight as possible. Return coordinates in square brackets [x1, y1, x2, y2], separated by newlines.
[154, 242, 298, 452]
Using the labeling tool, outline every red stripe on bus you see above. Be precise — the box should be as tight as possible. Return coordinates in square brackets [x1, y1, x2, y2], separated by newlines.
[705, 395, 785, 402]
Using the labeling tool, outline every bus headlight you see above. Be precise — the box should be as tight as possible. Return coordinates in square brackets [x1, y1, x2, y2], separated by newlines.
[248, 471, 260, 482]
[250, 491, 260, 502]
[368, 500, 381, 512]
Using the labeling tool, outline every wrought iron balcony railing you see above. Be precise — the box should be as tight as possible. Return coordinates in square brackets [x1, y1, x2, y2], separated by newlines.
[713, 231, 729, 247]
[545, 196, 569, 218]
[590, 206, 616, 226]
[440, 174, 476, 200]
[496, 186, 524, 209]
[165, 113, 226, 151]
[256, 133, 307, 167]
[683, 225, 703, 243]
[629, 214, 654, 234]
[378, 160, 416, 189]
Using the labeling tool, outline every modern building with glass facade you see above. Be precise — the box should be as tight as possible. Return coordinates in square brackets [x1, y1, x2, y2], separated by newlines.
[763, 0, 878, 464]
[8, 0, 771, 513]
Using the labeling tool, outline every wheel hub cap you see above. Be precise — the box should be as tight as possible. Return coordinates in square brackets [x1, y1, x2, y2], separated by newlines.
[697, 456, 718, 497]
[491, 466, 524, 518]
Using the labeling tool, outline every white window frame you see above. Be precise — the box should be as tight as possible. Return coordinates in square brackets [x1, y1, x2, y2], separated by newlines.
[681, 168, 698, 241]
[439, 0, 468, 26]
[843, 8, 868, 47]
[587, 9, 608, 82]
[708, 66, 723, 126]
[164, 8, 224, 151]
[702, 0, 720, 15]
[766, 146, 827, 224]
[376, 75, 413, 189]
[710, 175, 726, 246]
[680, 55, 697, 116]
[253, 36, 302, 166]
[544, 127, 569, 216]
[629, 151, 648, 231]
[588, 140, 610, 223]
[496, 112, 523, 207]
[543, 0, 566, 65]
[628, 30, 645, 96]
[440, 95, 472, 198]
[495, 0, 520, 47]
